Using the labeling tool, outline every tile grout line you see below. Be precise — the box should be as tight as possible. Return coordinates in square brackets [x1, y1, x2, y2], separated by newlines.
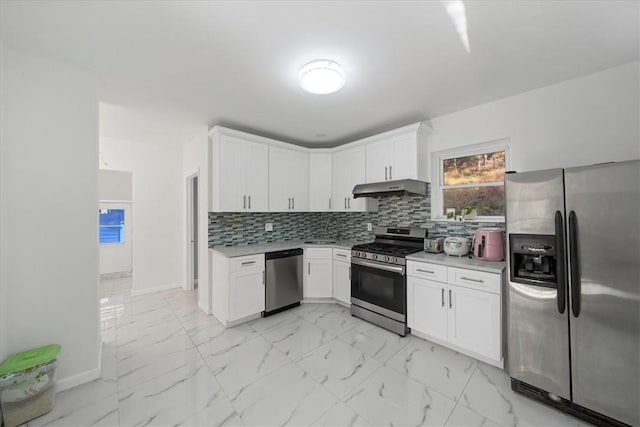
[174, 296, 249, 425]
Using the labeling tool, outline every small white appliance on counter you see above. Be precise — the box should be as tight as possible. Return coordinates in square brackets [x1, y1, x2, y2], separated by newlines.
[423, 236, 445, 253]
[443, 236, 470, 256]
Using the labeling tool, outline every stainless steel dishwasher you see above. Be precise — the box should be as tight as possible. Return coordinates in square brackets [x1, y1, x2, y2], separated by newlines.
[264, 248, 303, 316]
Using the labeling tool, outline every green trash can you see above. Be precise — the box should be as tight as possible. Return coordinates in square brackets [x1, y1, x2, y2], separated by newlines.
[0, 344, 61, 427]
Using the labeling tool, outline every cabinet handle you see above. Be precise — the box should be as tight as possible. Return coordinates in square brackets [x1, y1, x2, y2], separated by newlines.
[241, 260, 256, 266]
[329, 198, 331, 210]
[292, 197, 295, 209]
[449, 289, 452, 309]
[288, 198, 291, 209]
[385, 166, 388, 180]
[263, 271, 265, 284]
[349, 266, 351, 280]
[337, 253, 347, 258]
[243, 195, 246, 209]
[248, 195, 251, 209]
[347, 197, 351, 209]
[441, 288, 445, 307]
[389, 165, 392, 179]
[416, 268, 435, 274]
[308, 262, 311, 275]
[344, 197, 347, 209]
[461, 276, 484, 284]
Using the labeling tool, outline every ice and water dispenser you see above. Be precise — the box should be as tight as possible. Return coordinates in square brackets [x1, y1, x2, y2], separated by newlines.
[509, 234, 559, 286]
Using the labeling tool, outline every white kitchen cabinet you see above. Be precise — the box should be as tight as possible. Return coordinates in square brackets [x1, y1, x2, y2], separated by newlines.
[309, 152, 333, 211]
[229, 268, 265, 321]
[447, 284, 501, 362]
[332, 249, 351, 305]
[389, 132, 419, 180]
[303, 248, 333, 299]
[269, 146, 309, 211]
[363, 124, 431, 183]
[407, 260, 503, 368]
[332, 145, 377, 212]
[365, 139, 390, 183]
[407, 276, 448, 341]
[210, 132, 269, 212]
[210, 251, 265, 327]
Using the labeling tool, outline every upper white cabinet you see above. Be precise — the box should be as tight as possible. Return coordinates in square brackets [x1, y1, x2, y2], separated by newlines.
[209, 123, 428, 212]
[269, 146, 309, 212]
[210, 131, 269, 212]
[309, 152, 332, 211]
[332, 145, 377, 212]
[364, 124, 431, 183]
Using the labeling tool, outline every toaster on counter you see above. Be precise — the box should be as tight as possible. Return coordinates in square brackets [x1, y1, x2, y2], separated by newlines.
[424, 236, 446, 253]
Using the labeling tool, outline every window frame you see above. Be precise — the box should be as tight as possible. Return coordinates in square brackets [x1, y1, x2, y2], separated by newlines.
[99, 208, 126, 245]
[431, 138, 510, 222]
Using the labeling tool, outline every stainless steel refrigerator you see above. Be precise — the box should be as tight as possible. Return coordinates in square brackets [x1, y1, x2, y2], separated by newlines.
[505, 160, 639, 427]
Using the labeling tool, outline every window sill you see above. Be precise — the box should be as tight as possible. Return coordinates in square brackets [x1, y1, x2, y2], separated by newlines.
[432, 217, 505, 224]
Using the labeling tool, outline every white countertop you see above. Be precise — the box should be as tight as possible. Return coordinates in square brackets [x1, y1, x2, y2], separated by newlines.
[210, 239, 362, 257]
[406, 251, 506, 274]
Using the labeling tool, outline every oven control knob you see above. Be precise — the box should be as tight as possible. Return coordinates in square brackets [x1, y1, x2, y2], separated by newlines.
[372, 254, 378, 260]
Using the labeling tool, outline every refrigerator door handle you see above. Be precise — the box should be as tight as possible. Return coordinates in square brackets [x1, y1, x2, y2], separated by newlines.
[555, 210, 567, 314]
[568, 210, 581, 318]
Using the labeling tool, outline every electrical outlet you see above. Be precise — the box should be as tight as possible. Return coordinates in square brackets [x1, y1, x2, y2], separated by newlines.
[265, 223, 273, 232]
[367, 223, 373, 231]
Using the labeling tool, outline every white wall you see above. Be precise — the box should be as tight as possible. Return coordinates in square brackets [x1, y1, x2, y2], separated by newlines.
[99, 169, 132, 201]
[100, 136, 183, 293]
[182, 127, 211, 312]
[428, 61, 640, 173]
[0, 46, 99, 387]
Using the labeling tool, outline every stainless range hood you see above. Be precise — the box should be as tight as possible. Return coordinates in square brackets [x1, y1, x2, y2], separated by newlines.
[352, 179, 428, 198]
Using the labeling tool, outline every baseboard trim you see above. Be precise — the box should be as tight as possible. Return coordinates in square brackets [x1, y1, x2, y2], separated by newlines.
[57, 338, 103, 392]
[410, 329, 504, 369]
[100, 271, 132, 280]
[131, 284, 180, 296]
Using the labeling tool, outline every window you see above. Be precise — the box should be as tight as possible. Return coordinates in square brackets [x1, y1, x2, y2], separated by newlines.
[432, 140, 509, 221]
[99, 209, 125, 244]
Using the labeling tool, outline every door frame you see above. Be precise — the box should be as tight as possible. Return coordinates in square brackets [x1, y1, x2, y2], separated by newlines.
[185, 172, 199, 291]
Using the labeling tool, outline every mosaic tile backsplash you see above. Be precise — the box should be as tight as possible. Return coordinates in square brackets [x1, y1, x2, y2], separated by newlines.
[209, 188, 503, 247]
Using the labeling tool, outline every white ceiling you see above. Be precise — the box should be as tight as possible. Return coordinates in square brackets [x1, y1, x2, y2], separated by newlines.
[1, 1, 638, 147]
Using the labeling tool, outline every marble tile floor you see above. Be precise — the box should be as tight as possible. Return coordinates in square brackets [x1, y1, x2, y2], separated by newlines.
[23, 275, 592, 427]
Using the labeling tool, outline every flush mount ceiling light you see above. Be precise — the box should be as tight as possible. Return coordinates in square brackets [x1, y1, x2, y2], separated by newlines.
[298, 60, 345, 95]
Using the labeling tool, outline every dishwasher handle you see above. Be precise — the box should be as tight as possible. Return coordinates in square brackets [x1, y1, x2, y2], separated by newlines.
[265, 248, 304, 260]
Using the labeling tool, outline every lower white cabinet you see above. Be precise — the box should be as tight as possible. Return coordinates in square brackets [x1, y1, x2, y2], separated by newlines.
[447, 284, 501, 362]
[407, 260, 503, 367]
[332, 248, 351, 305]
[210, 251, 265, 327]
[303, 248, 333, 298]
[407, 277, 447, 341]
[229, 268, 265, 321]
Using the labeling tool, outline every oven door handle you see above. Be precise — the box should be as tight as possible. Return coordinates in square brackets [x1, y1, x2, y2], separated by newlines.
[351, 257, 405, 275]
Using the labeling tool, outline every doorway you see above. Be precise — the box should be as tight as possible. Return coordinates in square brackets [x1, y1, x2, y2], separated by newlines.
[186, 173, 199, 290]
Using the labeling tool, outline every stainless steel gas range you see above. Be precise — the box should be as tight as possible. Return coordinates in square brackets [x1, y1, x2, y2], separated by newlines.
[350, 227, 427, 336]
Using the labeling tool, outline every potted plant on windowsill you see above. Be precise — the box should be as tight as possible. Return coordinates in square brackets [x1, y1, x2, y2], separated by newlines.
[461, 205, 478, 221]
